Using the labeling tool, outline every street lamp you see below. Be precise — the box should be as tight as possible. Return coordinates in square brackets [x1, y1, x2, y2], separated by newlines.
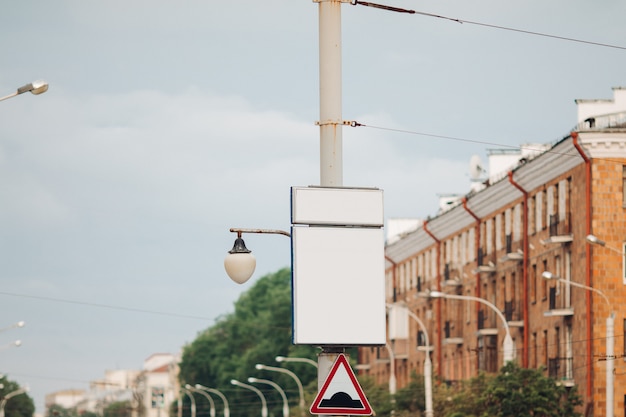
[0, 340, 22, 352]
[386, 303, 433, 417]
[224, 228, 290, 284]
[543, 270, 614, 417]
[275, 356, 318, 369]
[425, 291, 515, 365]
[248, 378, 289, 417]
[231, 379, 268, 417]
[0, 386, 29, 417]
[185, 385, 215, 417]
[0, 80, 48, 102]
[383, 344, 396, 396]
[0, 321, 25, 333]
[180, 388, 196, 417]
[255, 363, 304, 416]
[194, 385, 229, 417]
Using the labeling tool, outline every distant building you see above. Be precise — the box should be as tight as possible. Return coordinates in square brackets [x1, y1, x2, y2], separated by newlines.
[45, 353, 180, 417]
[45, 389, 85, 411]
[358, 86, 626, 417]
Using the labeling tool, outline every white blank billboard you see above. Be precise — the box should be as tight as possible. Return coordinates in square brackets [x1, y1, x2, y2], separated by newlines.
[292, 226, 386, 345]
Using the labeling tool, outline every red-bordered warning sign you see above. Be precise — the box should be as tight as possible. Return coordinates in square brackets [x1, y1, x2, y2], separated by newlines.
[309, 354, 373, 415]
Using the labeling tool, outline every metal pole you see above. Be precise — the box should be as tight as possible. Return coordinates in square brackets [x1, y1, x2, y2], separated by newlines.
[430, 292, 514, 365]
[181, 388, 196, 417]
[606, 315, 614, 417]
[186, 385, 215, 417]
[318, 0, 343, 187]
[317, 0, 346, 405]
[195, 385, 230, 417]
[256, 364, 305, 417]
[387, 304, 433, 417]
[249, 378, 289, 417]
[231, 380, 268, 417]
[548, 273, 614, 417]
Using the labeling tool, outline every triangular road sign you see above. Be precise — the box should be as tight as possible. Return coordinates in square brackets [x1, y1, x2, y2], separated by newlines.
[310, 354, 373, 415]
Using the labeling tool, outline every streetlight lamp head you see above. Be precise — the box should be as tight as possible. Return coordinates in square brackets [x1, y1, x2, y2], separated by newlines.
[14, 340, 22, 347]
[247, 377, 257, 383]
[17, 80, 48, 95]
[255, 364, 264, 370]
[275, 356, 285, 362]
[185, 384, 192, 389]
[224, 237, 256, 284]
[542, 271, 556, 280]
[586, 234, 606, 246]
[230, 380, 238, 386]
[428, 290, 445, 298]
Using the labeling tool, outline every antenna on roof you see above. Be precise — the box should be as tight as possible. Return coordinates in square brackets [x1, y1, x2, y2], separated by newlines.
[469, 155, 486, 180]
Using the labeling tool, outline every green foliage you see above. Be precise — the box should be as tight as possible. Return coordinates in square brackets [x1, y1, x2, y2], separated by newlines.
[47, 404, 77, 417]
[0, 377, 34, 417]
[356, 377, 393, 417]
[431, 362, 583, 417]
[179, 268, 319, 417]
[478, 362, 582, 417]
[394, 371, 425, 414]
[103, 401, 132, 417]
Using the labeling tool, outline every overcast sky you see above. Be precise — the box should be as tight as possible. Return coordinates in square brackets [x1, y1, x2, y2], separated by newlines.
[1, 0, 625, 413]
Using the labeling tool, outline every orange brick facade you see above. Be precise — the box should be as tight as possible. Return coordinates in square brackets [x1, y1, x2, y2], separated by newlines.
[358, 126, 626, 417]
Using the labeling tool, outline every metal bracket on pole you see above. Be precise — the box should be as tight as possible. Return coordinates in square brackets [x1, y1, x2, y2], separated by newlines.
[312, 0, 352, 3]
[315, 120, 355, 126]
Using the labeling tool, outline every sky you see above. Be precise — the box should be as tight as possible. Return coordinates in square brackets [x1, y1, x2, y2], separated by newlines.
[1, 0, 625, 413]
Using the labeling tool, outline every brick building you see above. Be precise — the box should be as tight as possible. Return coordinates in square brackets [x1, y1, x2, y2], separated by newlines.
[357, 87, 626, 417]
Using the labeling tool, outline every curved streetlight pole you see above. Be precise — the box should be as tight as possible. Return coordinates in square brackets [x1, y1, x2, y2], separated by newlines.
[248, 378, 289, 417]
[0, 80, 48, 102]
[185, 385, 215, 417]
[543, 270, 614, 417]
[180, 388, 196, 417]
[231, 379, 268, 417]
[275, 356, 318, 369]
[255, 364, 304, 416]
[386, 303, 433, 417]
[194, 385, 229, 417]
[0, 322, 25, 333]
[0, 340, 22, 352]
[0, 386, 29, 417]
[426, 291, 514, 365]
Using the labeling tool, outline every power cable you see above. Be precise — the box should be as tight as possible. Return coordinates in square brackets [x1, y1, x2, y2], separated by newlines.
[351, 0, 626, 50]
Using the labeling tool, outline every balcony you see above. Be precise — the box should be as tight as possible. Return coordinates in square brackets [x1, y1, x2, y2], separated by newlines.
[548, 357, 575, 387]
[499, 234, 523, 263]
[541, 214, 573, 244]
[477, 310, 498, 336]
[443, 320, 463, 345]
[543, 287, 574, 317]
[505, 300, 524, 327]
[576, 110, 626, 131]
[474, 248, 496, 274]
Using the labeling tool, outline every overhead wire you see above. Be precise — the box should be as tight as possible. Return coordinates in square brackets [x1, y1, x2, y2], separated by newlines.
[351, 0, 626, 50]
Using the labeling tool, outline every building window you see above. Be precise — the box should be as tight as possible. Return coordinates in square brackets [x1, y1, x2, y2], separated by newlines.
[530, 264, 537, 303]
[541, 260, 548, 300]
[536, 191, 543, 231]
[623, 319, 626, 357]
[622, 165, 626, 207]
[623, 243, 626, 285]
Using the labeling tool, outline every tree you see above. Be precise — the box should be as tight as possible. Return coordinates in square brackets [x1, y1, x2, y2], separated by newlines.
[178, 268, 319, 417]
[434, 362, 583, 417]
[0, 377, 34, 417]
[103, 401, 132, 417]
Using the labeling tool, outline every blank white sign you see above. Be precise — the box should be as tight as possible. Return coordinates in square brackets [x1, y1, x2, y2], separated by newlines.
[292, 226, 386, 345]
[291, 187, 384, 226]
